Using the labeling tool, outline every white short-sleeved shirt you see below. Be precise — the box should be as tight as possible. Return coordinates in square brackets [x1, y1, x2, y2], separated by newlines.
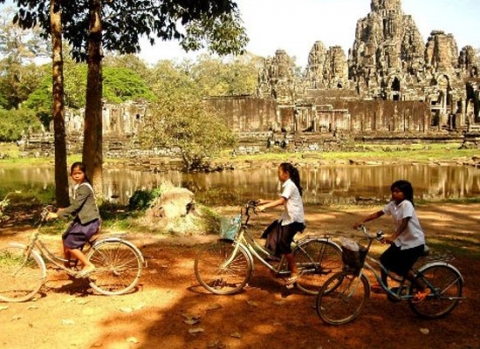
[279, 178, 304, 226]
[382, 200, 425, 249]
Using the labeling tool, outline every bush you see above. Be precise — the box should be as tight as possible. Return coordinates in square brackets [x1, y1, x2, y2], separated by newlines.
[0, 109, 43, 142]
[128, 190, 155, 210]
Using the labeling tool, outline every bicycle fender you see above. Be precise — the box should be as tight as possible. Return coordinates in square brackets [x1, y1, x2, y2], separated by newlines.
[92, 238, 145, 265]
[7, 242, 47, 277]
[418, 262, 464, 283]
[296, 238, 342, 253]
[235, 241, 255, 271]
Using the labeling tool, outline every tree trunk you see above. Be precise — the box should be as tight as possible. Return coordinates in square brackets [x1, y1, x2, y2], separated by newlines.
[83, 0, 103, 198]
[51, 0, 70, 207]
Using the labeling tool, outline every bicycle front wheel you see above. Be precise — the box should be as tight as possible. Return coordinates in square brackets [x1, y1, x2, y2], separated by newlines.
[0, 245, 46, 302]
[294, 239, 343, 295]
[316, 272, 369, 325]
[87, 240, 143, 295]
[194, 240, 252, 295]
[409, 264, 463, 318]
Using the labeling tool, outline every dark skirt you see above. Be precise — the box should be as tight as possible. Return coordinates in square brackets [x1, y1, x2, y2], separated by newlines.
[261, 220, 306, 256]
[62, 218, 101, 249]
[379, 244, 424, 277]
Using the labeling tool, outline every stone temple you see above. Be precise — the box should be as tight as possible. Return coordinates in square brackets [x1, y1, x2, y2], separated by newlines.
[213, 0, 480, 142]
[49, 0, 479, 155]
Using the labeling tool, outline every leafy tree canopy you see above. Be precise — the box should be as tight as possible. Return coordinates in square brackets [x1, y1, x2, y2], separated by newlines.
[10, 0, 248, 61]
[140, 63, 236, 170]
[25, 60, 154, 124]
[0, 7, 49, 109]
[103, 66, 156, 104]
[0, 107, 43, 141]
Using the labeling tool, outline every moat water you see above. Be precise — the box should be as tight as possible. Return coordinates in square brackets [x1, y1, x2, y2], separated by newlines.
[1, 164, 479, 206]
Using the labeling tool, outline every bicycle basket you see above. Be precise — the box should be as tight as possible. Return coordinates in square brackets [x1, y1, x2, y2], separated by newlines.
[219, 214, 242, 240]
[341, 238, 367, 275]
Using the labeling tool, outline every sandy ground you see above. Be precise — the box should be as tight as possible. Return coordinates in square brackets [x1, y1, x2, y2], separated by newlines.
[0, 202, 479, 349]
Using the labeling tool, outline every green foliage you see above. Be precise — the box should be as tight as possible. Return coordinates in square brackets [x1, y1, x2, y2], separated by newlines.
[0, 108, 43, 141]
[140, 85, 237, 171]
[103, 67, 156, 103]
[188, 53, 260, 96]
[11, 1, 247, 62]
[25, 62, 154, 124]
[0, 8, 49, 109]
[181, 11, 249, 56]
[128, 190, 155, 211]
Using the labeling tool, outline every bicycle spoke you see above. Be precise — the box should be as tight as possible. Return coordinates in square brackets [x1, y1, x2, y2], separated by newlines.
[194, 241, 251, 295]
[0, 246, 45, 302]
[294, 239, 343, 295]
[409, 264, 462, 318]
[87, 241, 143, 295]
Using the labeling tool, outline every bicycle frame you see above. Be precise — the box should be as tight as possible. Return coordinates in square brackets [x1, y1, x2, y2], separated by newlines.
[354, 227, 465, 302]
[240, 227, 290, 274]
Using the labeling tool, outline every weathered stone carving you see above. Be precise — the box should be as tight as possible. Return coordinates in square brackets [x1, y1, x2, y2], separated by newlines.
[256, 49, 297, 104]
[256, 0, 480, 134]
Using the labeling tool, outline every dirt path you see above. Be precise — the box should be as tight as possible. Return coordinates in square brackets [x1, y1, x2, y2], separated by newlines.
[0, 203, 479, 349]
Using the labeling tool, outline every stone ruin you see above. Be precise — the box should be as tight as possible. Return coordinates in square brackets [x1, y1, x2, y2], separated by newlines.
[255, 0, 480, 140]
[21, 0, 480, 156]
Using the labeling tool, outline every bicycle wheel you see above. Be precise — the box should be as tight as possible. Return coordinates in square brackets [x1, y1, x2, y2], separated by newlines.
[409, 263, 463, 318]
[316, 272, 369, 325]
[294, 239, 343, 295]
[0, 245, 46, 302]
[87, 240, 143, 295]
[194, 240, 252, 295]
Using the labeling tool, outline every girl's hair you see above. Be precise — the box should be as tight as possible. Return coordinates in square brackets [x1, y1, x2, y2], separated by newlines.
[391, 179, 414, 205]
[280, 162, 303, 196]
[70, 162, 91, 183]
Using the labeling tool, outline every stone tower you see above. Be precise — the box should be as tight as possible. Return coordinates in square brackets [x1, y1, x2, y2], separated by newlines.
[256, 49, 297, 104]
[349, 0, 425, 99]
[305, 42, 349, 90]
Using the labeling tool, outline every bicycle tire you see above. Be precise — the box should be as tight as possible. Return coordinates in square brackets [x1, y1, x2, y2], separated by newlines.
[316, 272, 369, 325]
[194, 240, 252, 295]
[294, 239, 343, 295]
[87, 239, 143, 295]
[409, 263, 463, 318]
[0, 244, 46, 302]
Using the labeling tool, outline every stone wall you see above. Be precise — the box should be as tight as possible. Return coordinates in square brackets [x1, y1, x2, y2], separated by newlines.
[207, 96, 278, 132]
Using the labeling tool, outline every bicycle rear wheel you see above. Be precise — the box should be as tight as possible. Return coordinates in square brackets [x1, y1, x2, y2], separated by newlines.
[316, 272, 369, 325]
[87, 240, 143, 295]
[194, 240, 252, 295]
[0, 245, 46, 302]
[409, 264, 463, 318]
[294, 239, 343, 295]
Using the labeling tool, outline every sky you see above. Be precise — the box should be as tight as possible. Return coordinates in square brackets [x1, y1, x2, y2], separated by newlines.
[138, 0, 480, 68]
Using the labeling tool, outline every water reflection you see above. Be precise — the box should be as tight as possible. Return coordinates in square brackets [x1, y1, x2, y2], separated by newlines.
[0, 164, 479, 205]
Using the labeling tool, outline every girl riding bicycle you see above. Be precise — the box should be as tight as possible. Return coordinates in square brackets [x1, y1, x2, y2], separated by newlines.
[257, 162, 305, 285]
[47, 162, 101, 277]
[353, 179, 430, 303]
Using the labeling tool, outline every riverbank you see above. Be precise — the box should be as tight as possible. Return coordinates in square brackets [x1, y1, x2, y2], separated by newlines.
[1, 142, 480, 169]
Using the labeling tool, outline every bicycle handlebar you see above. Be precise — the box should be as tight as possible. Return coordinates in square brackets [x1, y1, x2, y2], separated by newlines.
[357, 224, 385, 241]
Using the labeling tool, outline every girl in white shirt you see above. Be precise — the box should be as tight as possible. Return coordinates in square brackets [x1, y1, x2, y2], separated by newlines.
[258, 163, 305, 285]
[354, 180, 430, 303]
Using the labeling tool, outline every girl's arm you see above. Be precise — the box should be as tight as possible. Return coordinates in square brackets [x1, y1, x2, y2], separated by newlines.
[258, 197, 286, 212]
[385, 217, 410, 244]
[353, 210, 384, 229]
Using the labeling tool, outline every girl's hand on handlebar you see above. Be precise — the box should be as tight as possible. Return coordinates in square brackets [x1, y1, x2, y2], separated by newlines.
[353, 222, 363, 229]
[46, 212, 58, 221]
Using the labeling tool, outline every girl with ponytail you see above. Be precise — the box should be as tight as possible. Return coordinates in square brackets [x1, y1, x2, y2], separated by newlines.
[257, 162, 305, 286]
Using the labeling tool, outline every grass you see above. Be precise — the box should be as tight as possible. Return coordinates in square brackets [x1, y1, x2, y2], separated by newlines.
[217, 143, 480, 165]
